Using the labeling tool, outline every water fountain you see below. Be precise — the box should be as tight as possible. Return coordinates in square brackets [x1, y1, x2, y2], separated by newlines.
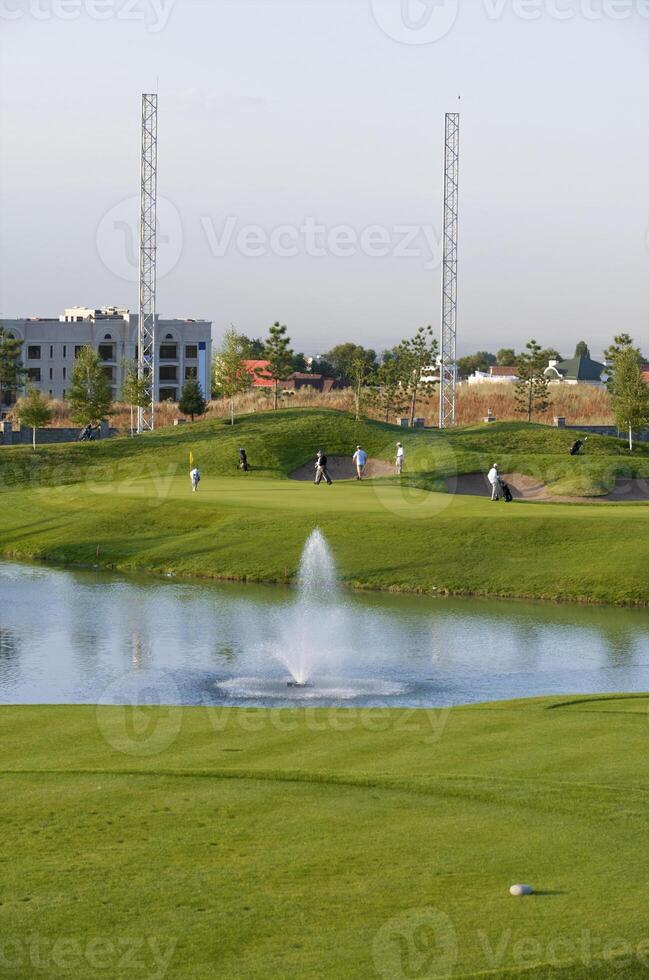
[215, 528, 407, 703]
[271, 527, 341, 686]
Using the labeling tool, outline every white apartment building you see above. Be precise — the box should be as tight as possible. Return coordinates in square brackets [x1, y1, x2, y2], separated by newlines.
[1, 306, 212, 404]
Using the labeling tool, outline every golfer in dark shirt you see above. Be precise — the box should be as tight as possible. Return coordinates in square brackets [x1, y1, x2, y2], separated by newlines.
[314, 450, 333, 485]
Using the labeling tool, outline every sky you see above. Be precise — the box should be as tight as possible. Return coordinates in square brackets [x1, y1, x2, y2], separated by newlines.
[0, 0, 648, 359]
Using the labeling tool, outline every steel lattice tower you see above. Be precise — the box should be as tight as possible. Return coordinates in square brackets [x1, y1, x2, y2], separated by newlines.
[137, 93, 158, 433]
[438, 112, 459, 429]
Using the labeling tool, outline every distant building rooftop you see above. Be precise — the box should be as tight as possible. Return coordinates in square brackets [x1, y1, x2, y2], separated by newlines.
[545, 355, 606, 384]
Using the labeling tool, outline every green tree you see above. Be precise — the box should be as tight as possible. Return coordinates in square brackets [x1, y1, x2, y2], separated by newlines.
[515, 339, 550, 422]
[0, 327, 26, 405]
[604, 334, 643, 391]
[373, 356, 408, 424]
[120, 361, 151, 437]
[322, 343, 378, 386]
[178, 378, 207, 421]
[539, 347, 562, 364]
[398, 325, 439, 427]
[15, 387, 53, 449]
[237, 334, 266, 358]
[610, 347, 649, 451]
[349, 351, 376, 421]
[309, 356, 337, 378]
[68, 346, 113, 427]
[574, 340, 591, 358]
[213, 328, 251, 424]
[496, 348, 516, 366]
[291, 351, 309, 373]
[456, 351, 496, 379]
[263, 322, 294, 410]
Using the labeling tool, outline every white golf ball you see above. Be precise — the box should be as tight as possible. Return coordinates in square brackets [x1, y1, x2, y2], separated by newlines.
[510, 884, 533, 896]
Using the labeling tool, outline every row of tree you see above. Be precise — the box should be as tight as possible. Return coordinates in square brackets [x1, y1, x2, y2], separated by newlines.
[213, 322, 440, 425]
[2, 323, 648, 450]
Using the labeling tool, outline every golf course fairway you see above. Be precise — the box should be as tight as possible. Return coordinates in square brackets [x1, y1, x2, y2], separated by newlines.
[0, 411, 648, 604]
[2, 696, 649, 978]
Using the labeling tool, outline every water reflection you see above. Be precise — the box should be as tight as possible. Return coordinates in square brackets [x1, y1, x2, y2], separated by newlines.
[0, 560, 647, 707]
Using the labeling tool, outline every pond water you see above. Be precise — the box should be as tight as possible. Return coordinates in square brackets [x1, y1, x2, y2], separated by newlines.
[1, 557, 648, 708]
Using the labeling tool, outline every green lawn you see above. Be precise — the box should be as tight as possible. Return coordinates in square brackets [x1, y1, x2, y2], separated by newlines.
[1, 410, 648, 604]
[3, 696, 649, 977]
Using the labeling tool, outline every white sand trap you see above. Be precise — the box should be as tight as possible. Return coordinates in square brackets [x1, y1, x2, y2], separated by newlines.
[447, 472, 550, 500]
[599, 477, 649, 502]
[289, 456, 394, 481]
[446, 472, 649, 503]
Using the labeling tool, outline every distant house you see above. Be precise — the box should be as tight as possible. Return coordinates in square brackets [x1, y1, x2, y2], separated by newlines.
[242, 360, 336, 392]
[281, 372, 337, 393]
[467, 365, 518, 385]
[243, 359, 274, 387]
[642, 364, 649, 386]
[544, 355, 607, 386]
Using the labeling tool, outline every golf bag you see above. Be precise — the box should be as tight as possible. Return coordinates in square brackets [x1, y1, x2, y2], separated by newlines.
[569, 440, 583, 456]
[500, 480, 513, 503]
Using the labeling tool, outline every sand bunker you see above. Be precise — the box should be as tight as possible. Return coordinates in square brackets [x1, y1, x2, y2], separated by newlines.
[289, 456, 394, 481]
[446, 472, 649, 503]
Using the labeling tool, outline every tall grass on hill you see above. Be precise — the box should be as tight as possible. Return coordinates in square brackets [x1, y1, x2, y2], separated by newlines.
[19, 382, 614, 434]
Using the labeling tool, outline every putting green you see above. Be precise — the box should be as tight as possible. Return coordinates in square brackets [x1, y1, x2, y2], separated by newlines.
[2, 697, 649, 977]
[1, 411, 648, 603]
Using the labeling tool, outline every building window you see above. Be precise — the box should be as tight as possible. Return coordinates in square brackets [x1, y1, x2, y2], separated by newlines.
[49, 345, 53, 358]
[63, 345, 67, 358]
[75, 345, 84, 358]
[27, 345, 41, 360]
[159, 365, 177, 382]
[49, 368, 53, 380]
[165, 333, 173, 340]
[98, 343, 115, 361]
[49, 390, 53, 396]
[159, 387, 177, 402]
[27, 368, 41, 382]
[184, 366, 197, 380]
[104, 333, 112, 340]
[63, 367, 66, 380]
[185, 345, 198, 359]
[102, 366, 114, 382]
[62, 389, 66, 397]
[159, 344, 177, 360]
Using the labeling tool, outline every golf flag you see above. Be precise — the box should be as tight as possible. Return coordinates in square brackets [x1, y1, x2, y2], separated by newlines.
[189, 451, 194, 469]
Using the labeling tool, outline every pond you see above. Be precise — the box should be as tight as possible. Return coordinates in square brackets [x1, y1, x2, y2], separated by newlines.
[1, 552, 648, 708]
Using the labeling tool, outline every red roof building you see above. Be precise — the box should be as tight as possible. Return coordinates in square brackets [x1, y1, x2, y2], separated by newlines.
[243, 361, 338, 392]
[243, 359, 274, 387]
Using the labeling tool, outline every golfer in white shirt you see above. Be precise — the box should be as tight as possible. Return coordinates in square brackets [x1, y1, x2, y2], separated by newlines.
[353, 445, 368, 480]
[487, 463, 500, 500]
[395, 442, 404, 475]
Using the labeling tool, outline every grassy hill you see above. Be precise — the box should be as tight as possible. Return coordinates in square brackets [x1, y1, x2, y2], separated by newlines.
[3, 695, 649, 977]
[1, 410, 647, 491]
[1, 410, 648, 603]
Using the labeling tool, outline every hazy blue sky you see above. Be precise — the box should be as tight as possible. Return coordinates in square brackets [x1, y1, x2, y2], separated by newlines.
[1, 0, 647, 357]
